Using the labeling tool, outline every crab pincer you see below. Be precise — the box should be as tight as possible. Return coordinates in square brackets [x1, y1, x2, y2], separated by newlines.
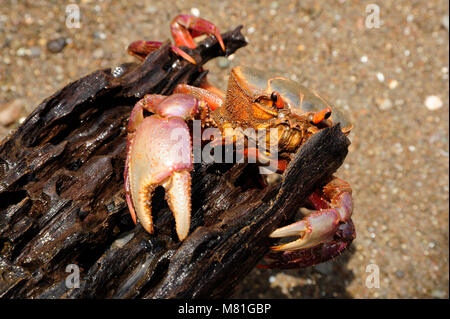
[124, 94, 201, 240]
[258, 177, 355, 269]
[127, 14, 225, 64]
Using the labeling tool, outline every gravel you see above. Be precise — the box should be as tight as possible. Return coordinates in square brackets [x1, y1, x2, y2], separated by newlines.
[0, 0, 448, 299]
[46, 37, 68, 54]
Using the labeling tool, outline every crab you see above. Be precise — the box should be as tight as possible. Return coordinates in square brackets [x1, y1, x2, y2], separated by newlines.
[124, 15, 355, 268]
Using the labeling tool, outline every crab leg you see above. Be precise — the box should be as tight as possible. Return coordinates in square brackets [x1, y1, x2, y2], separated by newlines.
[171, 14, 225, 51]
[127, 41, 164, 61]
[127, 40, 197, 64]
[174, 84, 224, 111]
[270, 176, 353, 251]
[125, 94, 200, 240]
[127, 15, 224, 64]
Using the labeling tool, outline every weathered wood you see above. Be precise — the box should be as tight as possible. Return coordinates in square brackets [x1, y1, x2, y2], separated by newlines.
[0, 26, 350, 299]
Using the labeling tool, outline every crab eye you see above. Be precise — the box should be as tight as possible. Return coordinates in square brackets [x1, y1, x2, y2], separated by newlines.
[311, 107, 332, 124]
[271, 91, 284, 109]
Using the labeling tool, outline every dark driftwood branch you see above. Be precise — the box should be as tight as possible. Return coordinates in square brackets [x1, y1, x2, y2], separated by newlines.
[0, 26, 350, 299]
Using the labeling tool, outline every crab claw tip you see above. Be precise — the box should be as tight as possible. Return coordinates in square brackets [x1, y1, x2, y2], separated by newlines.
[165, 170, 191, 241]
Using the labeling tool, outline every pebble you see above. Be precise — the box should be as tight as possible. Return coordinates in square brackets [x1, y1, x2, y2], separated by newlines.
[216, 57, 230, 69]
[47, 38, 67, 53]
[29, 46, 41, 57]
[145, 6, 157, 14]
[442, 15, 449, 32]
[376, 72, 385, 82]
[431, 290, 446, 298]
[360, 55, 368, 63]
[388, 79, 398, 89]
[424, 95, 443, 111]
[190, 8, 200, 17]
[0, 99, 25, 126]
[93, 48, 104, 59]
[94, 31, 107, 40]
[376, 97, 393, 110]
[16, 47, 29, 56]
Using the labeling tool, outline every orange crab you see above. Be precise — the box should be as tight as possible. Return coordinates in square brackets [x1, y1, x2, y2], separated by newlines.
[124, 15, 355, 268]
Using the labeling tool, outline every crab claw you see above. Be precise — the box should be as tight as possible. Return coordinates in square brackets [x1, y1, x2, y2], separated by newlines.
[258, 220, 355, 269]
[261, 177, 354, 268]
[171, 14, 226, 52]
[270, 190, 352, 251]
[125, 94, 199, 241]
[270, 208, 343, 251]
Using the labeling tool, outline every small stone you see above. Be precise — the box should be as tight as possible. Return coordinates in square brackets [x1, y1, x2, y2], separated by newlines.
[376, 72, 385, 82]
[270, 1, 279, 10]
[216, 57, 230, 69]
[190, 8, 200, 17]
[0, 99, 25, 126]
[297, 44, 305, 52]
[442, 15, 449, 32]
[394, 270, 405, 278]
[431, 290, 446, 298]
[388, 79, 398, 89]
[93, 48, 104, 59]
[29, 46, 41, 57]
[94, 31, 106, 40]
[408, 145, 416, 152]
[360, 55, 368, 63]
[16, 47, 29, 56]
[145, 6, 157, 14]
[376, 98, 393, 110]
[425, 95, 443, 111]
[47, 38, 67, 53]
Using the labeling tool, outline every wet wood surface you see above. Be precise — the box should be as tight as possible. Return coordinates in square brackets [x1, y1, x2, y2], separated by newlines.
[0, 26, 350, 299]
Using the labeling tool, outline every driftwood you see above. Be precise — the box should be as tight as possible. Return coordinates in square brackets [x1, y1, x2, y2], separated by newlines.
[0, 26, 350, 299]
